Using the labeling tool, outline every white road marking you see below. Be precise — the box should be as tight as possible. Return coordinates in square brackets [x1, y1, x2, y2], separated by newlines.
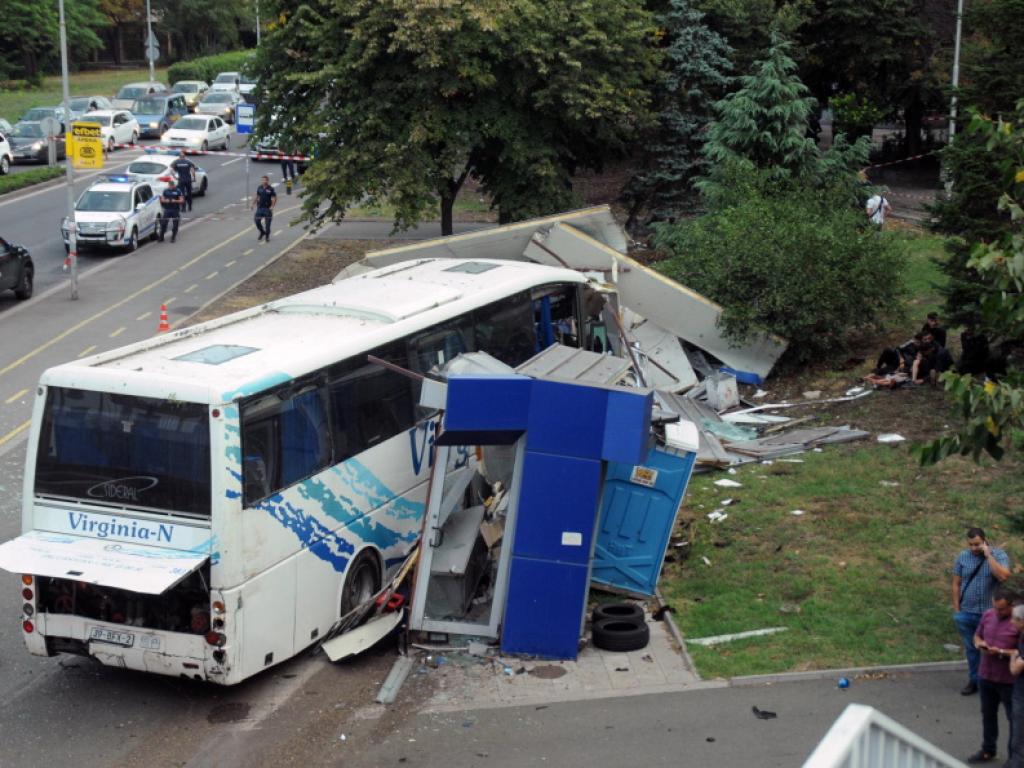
[78, 345, 97, 357]
[221, 156, 245, 166]
[224, 259, 236, 267]
[136, 311, 151, 321]
[205, 271, 218, 280]
[109, 326, 126, 338]
[184, 284, 198, 293]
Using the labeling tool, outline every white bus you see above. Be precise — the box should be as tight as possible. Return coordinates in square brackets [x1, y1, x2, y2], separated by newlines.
[0, 258, 587, 685]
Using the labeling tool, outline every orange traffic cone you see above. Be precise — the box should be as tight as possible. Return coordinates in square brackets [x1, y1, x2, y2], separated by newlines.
[157, 304, 170, 333]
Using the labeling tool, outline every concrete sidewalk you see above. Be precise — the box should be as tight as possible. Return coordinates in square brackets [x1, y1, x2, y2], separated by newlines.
[342, 668, 982, 767]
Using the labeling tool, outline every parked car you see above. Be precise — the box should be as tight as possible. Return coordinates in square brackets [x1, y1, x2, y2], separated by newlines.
[160, 114, 230, 152]
[170, 80, 210, 111]
[61, 176, 160, 252]
[126, 152, 210, 196]
[111, 81, 167, 110]
[0, 131, 11, 175]
[0, 118, 13, 135]
[6, 121, 67, 164]
[253, 133, 309, 172]
[67, 95, 112, 120]
[0, 237, 34, 300]
[210, 71, 241, 94]
[195, 91, 240, 123]
[131, 94, 189, 138]
[238, 74, 258, 98]
[77, 110, 140, 152]
[19, 106, 69, 133]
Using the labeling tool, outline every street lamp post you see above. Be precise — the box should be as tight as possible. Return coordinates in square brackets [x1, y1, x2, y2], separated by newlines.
[948, 0, 965, 144]
[146, 0, 155, 82]
[256, 0, 261, 45]
[58, 0, 78, 300]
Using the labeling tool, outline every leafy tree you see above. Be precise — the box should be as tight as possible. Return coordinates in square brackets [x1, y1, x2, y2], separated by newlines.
[153, 0, 248, 59]
[694, 0, 805, 73]
[0, 0, 107, 80]
[623, 0, 732, 228]
[958, 0, 1024, 116]
[917, 107, 1024, 465]
[698, 36, 869, 207]
[250, 0, 659, 236]
[652, 179, 905, 362]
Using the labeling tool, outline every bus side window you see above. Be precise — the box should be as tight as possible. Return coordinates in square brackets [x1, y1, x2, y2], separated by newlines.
[409, 319, 474, 375]
[328, 344, 416, 459]
[473, 291, 536, 367]
[533, 284, 580, 349]
[240, 383, 331, 504]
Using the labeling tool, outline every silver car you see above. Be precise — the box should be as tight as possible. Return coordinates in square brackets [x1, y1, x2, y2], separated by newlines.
[67, 95, 112, 120]
[195, 91, 240, 124]
[112, 81, 168, 110]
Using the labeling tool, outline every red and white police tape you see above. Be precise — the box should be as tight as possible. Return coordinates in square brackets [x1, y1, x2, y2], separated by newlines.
[108, 142, 311, 162]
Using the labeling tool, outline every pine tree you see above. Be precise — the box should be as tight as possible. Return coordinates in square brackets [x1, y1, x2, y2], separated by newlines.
[699, 35, 819, 202]
[623, 0, 732, 228]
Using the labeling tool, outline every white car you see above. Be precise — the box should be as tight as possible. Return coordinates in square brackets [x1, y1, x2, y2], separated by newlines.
[210, 72, 241, 94]
[160, 114, 231, 152]
[126, 153, 210, 196]
[78, 110, 140, 152]
[0, 131, 12, 175]
[61, 176, 160, 252]
[195, 91, 240, 124]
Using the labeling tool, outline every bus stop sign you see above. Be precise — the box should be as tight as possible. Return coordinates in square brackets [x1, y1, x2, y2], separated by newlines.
[235, 103, 255, 134]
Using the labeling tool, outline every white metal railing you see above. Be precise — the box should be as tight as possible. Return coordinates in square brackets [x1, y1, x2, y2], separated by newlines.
[802, 704, 968, 768]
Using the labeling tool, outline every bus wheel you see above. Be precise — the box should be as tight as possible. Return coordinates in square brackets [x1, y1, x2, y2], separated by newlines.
[340, 550, 381, 617]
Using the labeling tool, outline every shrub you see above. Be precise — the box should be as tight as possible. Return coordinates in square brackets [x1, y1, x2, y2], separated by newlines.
[0, 165, 65, 195]
[652, 185, 906, 363]
[168, 50, 255, 86]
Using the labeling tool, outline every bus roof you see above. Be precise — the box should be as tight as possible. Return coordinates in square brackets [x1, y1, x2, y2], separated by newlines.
[40, 258, 587, 402]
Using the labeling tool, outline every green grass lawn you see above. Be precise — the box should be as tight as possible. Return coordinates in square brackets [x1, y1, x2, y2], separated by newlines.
[664, 448, 1024, 679]
[0, 166, 64, 195]
[0, 67, 167, 125]
[656, 229, 1024, 679]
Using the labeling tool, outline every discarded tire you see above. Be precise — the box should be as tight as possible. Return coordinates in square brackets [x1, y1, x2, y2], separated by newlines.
[592, 602, 645, 625]
[591, 617, 650, 652]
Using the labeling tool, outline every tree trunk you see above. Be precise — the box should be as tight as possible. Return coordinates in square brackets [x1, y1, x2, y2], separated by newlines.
[440, 195, 454, 237]
[904, 87, 923, 157]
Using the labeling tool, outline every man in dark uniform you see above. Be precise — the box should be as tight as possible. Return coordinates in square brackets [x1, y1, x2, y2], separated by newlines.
[171, 151, 197, 212]
[158, 178, 185, 243]
[251, 175, 277, 242]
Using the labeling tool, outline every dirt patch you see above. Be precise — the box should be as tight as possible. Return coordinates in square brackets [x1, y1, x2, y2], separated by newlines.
[190, 239, 393, 324]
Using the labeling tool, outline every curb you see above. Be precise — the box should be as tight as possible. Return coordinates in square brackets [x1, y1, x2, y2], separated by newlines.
[729, 659, 966, 687]
[655, 588, 701, 680]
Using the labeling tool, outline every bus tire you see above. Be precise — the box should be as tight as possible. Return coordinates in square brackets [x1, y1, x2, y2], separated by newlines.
[340, 549, 382, 617]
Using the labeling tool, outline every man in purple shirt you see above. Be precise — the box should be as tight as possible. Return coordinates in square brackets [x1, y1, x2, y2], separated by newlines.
[968, 587, 1020, 763]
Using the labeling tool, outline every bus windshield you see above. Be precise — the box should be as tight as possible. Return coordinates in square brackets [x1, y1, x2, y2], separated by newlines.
[35, 388, 211, 516]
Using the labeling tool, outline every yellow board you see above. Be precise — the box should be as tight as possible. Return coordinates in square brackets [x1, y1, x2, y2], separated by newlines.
[70, 121, 104, 170]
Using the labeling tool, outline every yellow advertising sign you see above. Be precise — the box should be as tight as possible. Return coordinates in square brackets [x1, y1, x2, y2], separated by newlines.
[70, 121, 104, 170]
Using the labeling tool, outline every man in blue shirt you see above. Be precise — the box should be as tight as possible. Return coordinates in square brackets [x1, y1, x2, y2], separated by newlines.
[954, 527, 1012, 695]
[251, 175, 277, 242]
[171, 151, 197, 212]
[158, 178, 185, 243]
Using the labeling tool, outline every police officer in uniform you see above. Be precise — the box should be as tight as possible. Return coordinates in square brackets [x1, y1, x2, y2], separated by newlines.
[251, 175, 277, 242]
[158, 178, 185, 243]
[171, 151, 197, 212]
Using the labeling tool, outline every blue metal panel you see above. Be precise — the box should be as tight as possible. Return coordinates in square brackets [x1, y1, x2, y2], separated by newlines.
[601, 388, 652, 465]
[513, 452, 602, 565]
[444, 375, 531, 433]
[501, 556, 590, 659]
[591, 447, 696, 597]
[525, 379, 608, 459]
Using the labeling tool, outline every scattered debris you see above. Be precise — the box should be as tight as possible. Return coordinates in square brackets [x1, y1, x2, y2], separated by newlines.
[376, 656, 416, 705]
[837, 677, 851, 689]
[701, 556, 712, 566]
[714, 479, 743, 488]
[752, 706, 778, 720]
[719, 498, 737, 506]
[688, 627, 789, 647]
[790, 510, 806, 516]
[802, 390, 822, 400]
[877, 433, 906, 444]
[753, 389, 769, 399]
[845, 386, 865, 396]
[879, 480, 900, 487]
[707, 510, 728, 523]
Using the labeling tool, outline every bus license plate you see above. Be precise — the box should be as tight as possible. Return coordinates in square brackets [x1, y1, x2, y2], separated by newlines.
[89, 626, 135, 647]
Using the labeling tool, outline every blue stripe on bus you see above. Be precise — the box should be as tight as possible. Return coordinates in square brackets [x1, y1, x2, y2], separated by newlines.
[221, 371, 293, 402]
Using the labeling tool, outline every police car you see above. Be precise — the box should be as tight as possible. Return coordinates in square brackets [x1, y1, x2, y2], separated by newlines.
[60, 175, 160, 252]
